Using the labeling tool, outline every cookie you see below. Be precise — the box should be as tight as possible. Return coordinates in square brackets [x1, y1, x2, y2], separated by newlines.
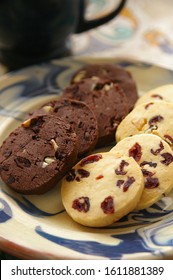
[27, 98, 99, 157]
[111, 134, 173, 210]
[116, 100, 173, 148]
[64, 78, 128, 147]
[0, 115, 78, 194]
[135, 84, 173, 107]
[61, 152, 144, 227]
[71, 63, 138, 111]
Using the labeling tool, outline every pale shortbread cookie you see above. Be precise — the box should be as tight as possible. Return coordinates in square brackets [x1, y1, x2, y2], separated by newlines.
[111, 134, 173, 210]
[61, 152, 144, 227]
[135, 84, 173, 107]
[116, 101, 173, 149]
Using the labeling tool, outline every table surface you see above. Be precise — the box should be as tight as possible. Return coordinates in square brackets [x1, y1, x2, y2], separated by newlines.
[1, 0, 173, 260]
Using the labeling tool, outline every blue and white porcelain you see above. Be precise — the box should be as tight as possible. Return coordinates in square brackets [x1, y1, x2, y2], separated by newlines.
[0, 57, 173, 259]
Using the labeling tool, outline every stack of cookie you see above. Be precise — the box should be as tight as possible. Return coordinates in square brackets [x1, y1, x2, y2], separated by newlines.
[0, 63, 138, 196]
[61, 84, 173, 227]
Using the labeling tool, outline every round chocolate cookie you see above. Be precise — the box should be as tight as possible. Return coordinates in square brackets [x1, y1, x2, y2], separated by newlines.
[71, 63, 138, 111]
[0, 115, 78, 194]
[27, 98, 99, 157]
[63, 78, 128, 147]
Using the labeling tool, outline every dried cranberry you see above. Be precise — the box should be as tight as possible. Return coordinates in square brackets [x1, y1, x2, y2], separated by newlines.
[66, 169, 76, 182]
[72, 197, 90, 212]
[145, 177, 159, 188]
[101, 196, 114, 214]
[77, 169, 90, 178]
[123, 176, 135, 192]
[115, 160, 129, 175]
[140, 161, 157, 168]
[151, 141, 164, 155]
[160, 153, 173, 166]
[116, 179, 124, 187]
[141, 169, 155, 177]
[151, 94, 163, 99]
[129, 142, 142, 162]
[164, 134, 173, 145]
[14, 156, 31, 168]
[75, 176, 80, 182]
[145, 102, 154, 109]
[148, 115, 164, 126]
[96, 174, 104, 180]
[80, 154, 102, 167]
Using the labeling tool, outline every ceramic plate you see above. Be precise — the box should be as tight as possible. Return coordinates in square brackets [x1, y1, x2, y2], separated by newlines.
[1, 57, 173, 260]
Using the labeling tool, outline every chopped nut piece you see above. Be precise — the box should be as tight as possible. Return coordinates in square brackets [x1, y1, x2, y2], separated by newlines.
[42, 162, 48, 168]
[73, 70, 86, 83]
[50, 139, 59, 151]
[22, 118, 31, 128]
[44, 157, 55, 164]
[131, 117, 147, 130]
[103, 83, 113, 91]
[42, 156, 55, 167]
[42, 105, 53, 113]
[91, 76, 99, 81]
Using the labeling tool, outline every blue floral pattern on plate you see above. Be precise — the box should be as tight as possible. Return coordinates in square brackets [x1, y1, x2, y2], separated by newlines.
[0, 57, 173, 259]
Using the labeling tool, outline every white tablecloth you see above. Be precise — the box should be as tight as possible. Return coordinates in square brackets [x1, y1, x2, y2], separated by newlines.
[72, 0, 173, 70]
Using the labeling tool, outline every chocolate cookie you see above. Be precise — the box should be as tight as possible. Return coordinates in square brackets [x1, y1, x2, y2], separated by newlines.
[27, 98, 99, 157]
[71, 63, 138, 111]
[63, 78, 128, 147]
[0, 115, 78, 194]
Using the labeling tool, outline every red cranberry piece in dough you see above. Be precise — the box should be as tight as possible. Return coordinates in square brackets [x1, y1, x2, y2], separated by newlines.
[129, 142, 142, 162]
[77, 168, 90, 178]
[80, 154, 102, 167]
[160, 153, 173, 166]
[101, 196, 114, 214]
[151, 141, 164, 155]
[115, 160, 129, 175]
[123, 176, 135, 192]
[72, 197, 90, 212]
[164, 134, 173, 145]
[151, 94, 163, 99]
[140, 161, 157, 168]
[148, 115, 164, 126]
[145, 177, 159, 189]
